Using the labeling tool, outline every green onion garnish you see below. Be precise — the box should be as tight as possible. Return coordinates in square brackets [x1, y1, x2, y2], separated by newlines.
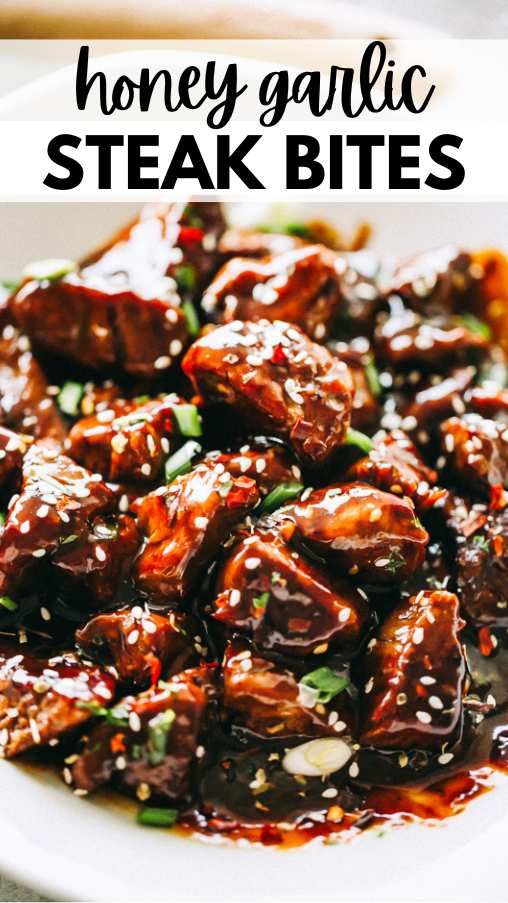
[165, 440, 202, 484]
[137, 806, 178, 828]
[182, 300, 200, 337]
[0, 512, 6, 526]
[383, 549, 406, 575]
[173, 404, 202, 438]
[473, 534, 490, 553]
[76, 701, 129, 727]
[23, 258, 76, 282]
[252, 591, 270, 611]
[147, 709, 175, 766]
[1, 280, 19, 293]
[174, 264, 197, 295]
[344, 428, 374, 454]
[299, 667, 349, 704]
[57, 381, 84, 417]
[0, 595, 17, 612]
[259, 481, 304, 514]
[134, 395, 150, 405]
[458, 314, 492, 341]
[364, 356, 381, 397]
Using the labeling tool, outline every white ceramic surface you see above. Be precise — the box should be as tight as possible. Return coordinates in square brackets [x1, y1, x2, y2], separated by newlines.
[1, 44, 508, 903]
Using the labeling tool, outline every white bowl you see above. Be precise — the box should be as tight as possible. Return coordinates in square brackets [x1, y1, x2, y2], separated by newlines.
[1, 46, 507, 903]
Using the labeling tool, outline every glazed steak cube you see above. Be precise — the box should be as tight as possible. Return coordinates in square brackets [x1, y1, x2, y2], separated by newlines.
[71, 666, 215, 801]
[441, 414, 508, 496]
[213, 531, 369, 658]
[0, 646, 116, 757]
[345, 430, 445, 512]
[11, 203, 225, 378]
[275, 482, 428, 585]
[0, 323, 65, 440]
[76, 607, 195, 686]
[52, 514, 139, 607]
[134, 461, 259, 604]
[455, 510, 508, 628]
[67, 394, 188, 483]
[223, 640, 354, 739]
[183, 320, 353, 466]
[217, 228, 304, 261]
[202, 244, 343, 342]
[404, 366, 476, 427]
[383, 246, 480, 316]
[0, 427, 30, 490]
[204, 444, 300, 498]
[0, 440, 115, 598]
[359, 590, 465, 750]
[376, 310, 488, 370]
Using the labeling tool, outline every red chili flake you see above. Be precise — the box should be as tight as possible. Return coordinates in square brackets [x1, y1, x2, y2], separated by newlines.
[493, 534, 504, 557]
[226, 476, 257, 509]
[271, 344, 288, 365]
[490, 483, 507, 511]
[146, 653, 162, 686]
[478, 626, 496, 657]
[178, 226, 204, 246]
[110, 732, 126, 754]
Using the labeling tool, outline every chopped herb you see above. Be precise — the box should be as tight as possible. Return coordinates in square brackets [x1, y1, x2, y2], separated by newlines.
[259, 481, 304, 514]
[299, 667, 349, 704]
[131, 744, 142, 761]
[364, 356, 381, 397]
[0, 595, 17, 612]
[473, 534, 490, 553]
[137, 806, 178, 827]
[1, 280, 19, 293]
[165, 441, 202, 484]
[173, 404, 202, 438]
[76, 701, 129, 728]
[57, 381, 84, 417]
[23, 258, 76, 282]
[147, 709, 175, 766]
[271, 571, 282, 585]
[134, 395, 150, 404]
[59, 534, 78, 545]
[0, 512, 5, 526]
[253, 591, 270, 611]
[284, 222, 311, 238]
[344, 428, 374, 454]
[174, 264, 197, 295]
[182, 300, 200, 337]
[217, 479, 233, 498]
[384, 550, 406, 575]
[183, 206, 204, 229]
[458, 314, 492, 341]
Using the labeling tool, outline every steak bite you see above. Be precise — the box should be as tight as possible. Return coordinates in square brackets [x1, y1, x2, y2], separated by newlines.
[52, 513, 139, 607]
[0, 323, 65, 440]
[201, 244, 343, 342]
[359, 590, 465, 751]
[0, 646, 116, 758]
[0, 440, 116, 599]
[71, 665, 215, 801]
[275, 482, 428, 585]
[67, 394, 192, 483]
[383, 246, 480, 316]
[345, 430, 445, 512]
[204, 444, 300, 498]
[76, 608, 195, 687]
[0, 427, 31, 490]
[376, 310, 488, 370]
[441, 414, 508, 496]
[404, 366, 476, 427]
[217, 228, 303, 261]
[10, 203, 225, 378]
[213, 531, 369, 658]
[134, 461, 259, 605]
[222, 639, 354, 739]
[453, 509, 508, 628]
[183, 319, 353, 466]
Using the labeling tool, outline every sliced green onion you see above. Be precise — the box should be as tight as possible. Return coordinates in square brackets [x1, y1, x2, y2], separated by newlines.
[384, 550, 406, 575]
[173, 404, 202, 438]
[165, 440, 202, 484]
[284, 222, 311, 238]
[1, 280, 19, 293]
[137, 806, 178, 828]
[134, 395, 150, 405]
[174, 264, 197, 295]
[299, 667, 349, 705]
[76, 701, 129, 728]
[259, 481, 304, 514]
[0, 512, 6, 526]
[57, 381, 84, 417]
[182, 300, 200, 337]
[473, 534, 490, 553]
[147, 709, 175, 766]
[252, 591, 270, 611]
[344, 428, 374, 454]
[458, 313, 491, 341]
[59, 533, 79, 546]
[364, 356, 381, 398]
[23, 258, 76, 282]
[0, 595, 17, 613]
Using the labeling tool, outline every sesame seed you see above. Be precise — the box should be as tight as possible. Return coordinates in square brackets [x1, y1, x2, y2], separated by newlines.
[322, 787, 338, 799]
[348, 761, 359, 778]
[416, 711, 432, 724]
[140, 463, 152, 477]
[313, 643, 329, 655]
[136, 782, 151, 801]
[420, 676, 436, 685]
[95, 546, 106, 562]
[29, 718, 41, 744]
[32, 548, 46, 558]
[129, 712, 141, 732]
[142, 619, 157, 635]
[111, 434, 128, 455]
[36, 505, 49, 519]
[438, 752, 454, 765]
[63, 767, 72, 784]
[40, 607, 51, 622]
[127, 630, 139, 645]
[154, 356, 171, 370]
[412, 627, 424, 645]
[229, 589, 241, 606]
[196, 745, 205, 759]
[428, 696, 443, 710]
[396, 693, 407, 705]
[339, 607, 351, 623]
[194, 516, 209, 530]
[255, 459, 266, 474]
[115, 756, 127, 770]
[364, 677, 374, 694]
[369, 507, 383, 523]
[170, 339, 183, 357]
[245, 557, 261, 570]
